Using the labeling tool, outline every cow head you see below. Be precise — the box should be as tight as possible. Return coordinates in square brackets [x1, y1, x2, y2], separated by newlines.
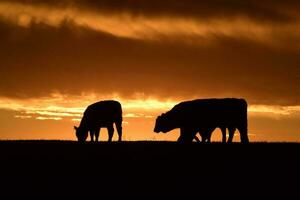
[154, 114, 174, 133]
[74, 126, 88, 142]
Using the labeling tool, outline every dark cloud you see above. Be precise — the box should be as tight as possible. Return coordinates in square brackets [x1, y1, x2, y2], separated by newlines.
[4, 0, 300, 23]
[0, 18, 299, 106]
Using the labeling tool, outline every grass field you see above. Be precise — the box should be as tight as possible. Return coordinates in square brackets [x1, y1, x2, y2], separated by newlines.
[0, 141, 299, 198]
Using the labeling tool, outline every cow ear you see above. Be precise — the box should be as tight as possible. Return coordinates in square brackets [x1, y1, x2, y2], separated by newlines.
[74, 126, 78, 130]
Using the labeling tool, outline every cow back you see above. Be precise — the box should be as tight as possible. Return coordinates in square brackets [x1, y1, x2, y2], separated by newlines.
[167, 98, 247, 128]
[80, 100, 122, 128]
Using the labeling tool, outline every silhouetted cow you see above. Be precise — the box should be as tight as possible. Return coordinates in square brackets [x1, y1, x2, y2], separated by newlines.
[154, 98, 249, 143]
[74, 100, 123, 142]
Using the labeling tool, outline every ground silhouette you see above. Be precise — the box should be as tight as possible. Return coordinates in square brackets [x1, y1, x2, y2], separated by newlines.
[74, 100, 123, 142]
[0, 141, 299, 199]
[154, 98, 249, 143]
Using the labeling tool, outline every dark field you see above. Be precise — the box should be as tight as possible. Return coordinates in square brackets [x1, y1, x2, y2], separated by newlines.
[0, 141, 299, 199]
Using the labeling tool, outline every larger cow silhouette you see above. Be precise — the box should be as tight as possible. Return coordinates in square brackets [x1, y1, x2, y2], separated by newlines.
[74, 100, 123, 142]
[154, 98, 249, 143]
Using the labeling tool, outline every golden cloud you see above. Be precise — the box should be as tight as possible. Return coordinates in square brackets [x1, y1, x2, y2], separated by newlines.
[0, 93, 175, 121]
[1, 1, 300, 48]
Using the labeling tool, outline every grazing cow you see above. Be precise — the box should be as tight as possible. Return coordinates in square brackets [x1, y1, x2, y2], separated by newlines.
[74, 100, 123, 142]
[154, 98, 249, 143]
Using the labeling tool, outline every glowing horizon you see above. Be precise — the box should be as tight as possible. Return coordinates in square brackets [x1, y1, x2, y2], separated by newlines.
[0, 93, 299, 142]
[0, 93, 299, 122]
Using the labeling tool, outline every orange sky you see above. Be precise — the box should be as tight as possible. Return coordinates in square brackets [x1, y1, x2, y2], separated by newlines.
[0, 0, 300, 142]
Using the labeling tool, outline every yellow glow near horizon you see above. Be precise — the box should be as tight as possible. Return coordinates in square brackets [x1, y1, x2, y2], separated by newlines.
[0, 93, 299, 122]
[0, 93, 299, 142]
[249, 105, 300, 115]
[0, 93, 176, 120]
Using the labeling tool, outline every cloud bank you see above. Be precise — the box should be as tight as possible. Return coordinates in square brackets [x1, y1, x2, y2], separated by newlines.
[0, 0, 299, 106]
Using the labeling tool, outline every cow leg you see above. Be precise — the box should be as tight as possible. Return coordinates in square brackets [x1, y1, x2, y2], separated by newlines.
[197, 131, 206, 143]
[191, 130, 198, 143]
[194, 134, 201, 143]
[205, 130, 213, 143]
[178, 135, 193, 143]
[90, 130, 94, 142]
[95, 127, 100, 142]
[185, 134, 194, 143]
[198, 131, 207, 143]
[220, 127, 227, 143]
[208, 128, 215, 143]
[177, 135, 184, 143]
[227, 127, 236, 143]
[116, 121, 123, 142]
[203, 127, 215, 143]
[107, 125, 114, 142]
[178, 128, 194, 143]
[192, 131, 201, 143]
[238, 126, 249, 143]
[178, 128, 185, 143]
[207, 134, 211, 143]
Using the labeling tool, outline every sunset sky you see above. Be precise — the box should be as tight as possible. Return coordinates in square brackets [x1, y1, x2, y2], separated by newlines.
[0, 0, 300, 142]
